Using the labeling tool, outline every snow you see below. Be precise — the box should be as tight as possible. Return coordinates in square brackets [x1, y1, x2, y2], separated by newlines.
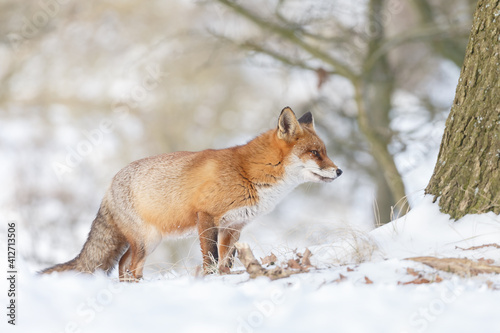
[3, 197, 500, 333]
[372, 197, 500, 260]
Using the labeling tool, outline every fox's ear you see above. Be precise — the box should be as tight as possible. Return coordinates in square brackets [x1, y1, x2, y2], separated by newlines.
[298, 112, 315, 130]
[277, 107, 303, 142]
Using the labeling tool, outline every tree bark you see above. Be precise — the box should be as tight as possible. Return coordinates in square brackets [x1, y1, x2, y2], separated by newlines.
[425, 0, 500, 219]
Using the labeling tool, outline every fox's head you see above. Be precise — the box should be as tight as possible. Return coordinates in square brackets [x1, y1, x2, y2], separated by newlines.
[276, 107, 342, 184]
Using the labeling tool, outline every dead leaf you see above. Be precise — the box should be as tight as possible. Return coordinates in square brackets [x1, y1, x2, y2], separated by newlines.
[399, 268, 442, 285]
[302, 248, 313, 267]
[332, 273, 347, 283]
[260, 253, 277, 266]
[235, 243, 297, 281]
[399, 277, 431, 285]
[287, 259, 302, 270]
[319, 273, 347, 288]
[364, 276, 373, 284]
[406, 267, 420, 276]
[235, 243, 318, 280]
[484, 280, 500, 290]
[347, 267, 354, 272]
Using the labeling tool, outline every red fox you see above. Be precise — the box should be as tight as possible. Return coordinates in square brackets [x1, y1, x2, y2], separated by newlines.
[42, 107, 342, 281]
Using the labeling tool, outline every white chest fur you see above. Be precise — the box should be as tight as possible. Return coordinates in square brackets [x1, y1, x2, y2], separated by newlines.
[220, 176, 300, 227]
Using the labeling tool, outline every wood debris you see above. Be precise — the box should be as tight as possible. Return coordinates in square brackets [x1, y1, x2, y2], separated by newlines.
[455, 243, 500, 251]
[406, 256, 500, 277]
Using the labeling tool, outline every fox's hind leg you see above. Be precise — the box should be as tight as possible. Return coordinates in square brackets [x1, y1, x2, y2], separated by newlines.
[118, 246, 134, 281]
[118, 226, 162, 282]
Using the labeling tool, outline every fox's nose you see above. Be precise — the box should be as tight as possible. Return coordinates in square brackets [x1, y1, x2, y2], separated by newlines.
[336, 169, 343, 177]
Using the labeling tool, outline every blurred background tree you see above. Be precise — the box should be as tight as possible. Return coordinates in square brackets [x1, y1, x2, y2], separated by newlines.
[0, 0, 474, 272]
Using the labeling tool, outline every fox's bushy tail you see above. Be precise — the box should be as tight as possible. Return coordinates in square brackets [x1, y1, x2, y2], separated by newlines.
[41, 200, 127, 275]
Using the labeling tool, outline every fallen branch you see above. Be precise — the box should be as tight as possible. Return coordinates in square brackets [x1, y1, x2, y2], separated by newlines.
[407, 256, 500, 277]
[455, 243, 500, 251]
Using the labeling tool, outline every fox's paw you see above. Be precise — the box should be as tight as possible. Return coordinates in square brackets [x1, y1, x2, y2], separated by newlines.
[218, 265, 231, 275]
[119, 269, 142, 283]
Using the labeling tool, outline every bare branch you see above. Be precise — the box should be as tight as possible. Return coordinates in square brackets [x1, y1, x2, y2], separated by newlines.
[213, 0, 357, 80]
[208, 29, 328, 74]
[243, 41, 335, 74]
[365, 23, 469, 72]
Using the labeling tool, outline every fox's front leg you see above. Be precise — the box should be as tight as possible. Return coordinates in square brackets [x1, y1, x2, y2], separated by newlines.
[197, 212, 218, 273]
[218, 225, 242, 273]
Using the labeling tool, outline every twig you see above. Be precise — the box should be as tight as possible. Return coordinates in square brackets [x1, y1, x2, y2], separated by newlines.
[455, 243, 500, 251]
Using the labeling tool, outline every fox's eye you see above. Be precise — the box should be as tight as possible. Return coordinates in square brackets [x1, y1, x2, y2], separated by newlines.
[311, 150, 319, 157]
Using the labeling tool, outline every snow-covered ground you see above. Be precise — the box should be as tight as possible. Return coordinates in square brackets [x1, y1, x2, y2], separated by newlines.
[2, 197, 500, 333]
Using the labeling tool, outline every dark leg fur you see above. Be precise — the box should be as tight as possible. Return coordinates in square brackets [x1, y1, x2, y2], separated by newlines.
[197, 212, 219, 273]
[218, 227, 242, 272]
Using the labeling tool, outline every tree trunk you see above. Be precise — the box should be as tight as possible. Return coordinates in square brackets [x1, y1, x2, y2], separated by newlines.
[425, 0, 500, 219]
[359, 0, 409, 222]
